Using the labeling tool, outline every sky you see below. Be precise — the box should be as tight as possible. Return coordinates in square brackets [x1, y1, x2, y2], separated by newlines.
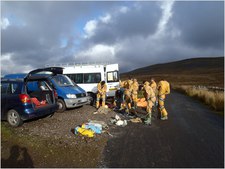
[1, 1, 224, 75]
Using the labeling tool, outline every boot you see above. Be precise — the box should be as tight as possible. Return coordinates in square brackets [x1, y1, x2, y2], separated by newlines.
[161, 116, 168, 120]
[125, 108, 129, 114]
[144, 114, 151, 125]
[102, 101, 105, 108]
[96, 101, 99, 109]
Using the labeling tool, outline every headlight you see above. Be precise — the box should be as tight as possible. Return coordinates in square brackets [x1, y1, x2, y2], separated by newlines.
[66, 94, 77, 98]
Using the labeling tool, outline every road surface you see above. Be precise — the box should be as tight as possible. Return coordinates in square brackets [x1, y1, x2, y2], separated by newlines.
[102, 91, 224, 168]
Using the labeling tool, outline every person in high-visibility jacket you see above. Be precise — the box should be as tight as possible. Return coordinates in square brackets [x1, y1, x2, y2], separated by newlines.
[150, 78, 157, 94]
[143, 81, 156, 125]
[119, 80, 126, 88]
[131, 79, 139, 109]
[96, 81, 107, 109]
[124, 80, 133, 113]
[157, 80, 170, 120]
[150, 78, 158, 107]
[114, 80, 126, 109]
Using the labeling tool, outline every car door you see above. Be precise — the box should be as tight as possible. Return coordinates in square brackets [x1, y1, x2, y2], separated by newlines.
[7, 83, 22, 110]
[1, 82, 22, 119]
[1, 82, 10, 119]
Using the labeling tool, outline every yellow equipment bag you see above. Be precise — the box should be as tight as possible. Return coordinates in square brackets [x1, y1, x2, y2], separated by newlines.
[75, 127, 95, 138]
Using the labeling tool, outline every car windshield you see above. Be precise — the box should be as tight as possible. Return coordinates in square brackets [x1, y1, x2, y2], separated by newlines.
[52, 75, 76, 87]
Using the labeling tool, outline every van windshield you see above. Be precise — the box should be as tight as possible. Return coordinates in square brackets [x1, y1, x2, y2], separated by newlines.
[52, 75, 77, 87]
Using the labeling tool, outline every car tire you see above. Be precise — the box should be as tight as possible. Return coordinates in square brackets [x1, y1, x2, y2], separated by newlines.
[57, 99, 66, 113]
[7, 109, 23, 127]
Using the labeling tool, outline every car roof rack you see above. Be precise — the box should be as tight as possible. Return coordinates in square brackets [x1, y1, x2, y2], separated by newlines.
[45, 62, 116, 67]
[1, 78, 24, 82]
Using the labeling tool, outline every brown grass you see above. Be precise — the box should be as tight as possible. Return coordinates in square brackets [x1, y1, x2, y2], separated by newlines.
[173, 85, 224, 112]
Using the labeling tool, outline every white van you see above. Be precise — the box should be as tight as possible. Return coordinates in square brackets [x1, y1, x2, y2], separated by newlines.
[62, 63, 120, 104]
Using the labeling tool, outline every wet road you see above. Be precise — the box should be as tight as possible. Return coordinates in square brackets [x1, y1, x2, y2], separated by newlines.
[103, 91, 224, 168]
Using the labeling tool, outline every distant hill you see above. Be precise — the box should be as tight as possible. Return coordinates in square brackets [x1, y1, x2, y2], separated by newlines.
[121, 57, 224, 87]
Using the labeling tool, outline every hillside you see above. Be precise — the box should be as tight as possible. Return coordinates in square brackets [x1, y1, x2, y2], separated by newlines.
[121, 57, 224, 87]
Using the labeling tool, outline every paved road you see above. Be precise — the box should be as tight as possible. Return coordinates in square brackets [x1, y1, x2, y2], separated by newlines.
[102, 91, 224, 168]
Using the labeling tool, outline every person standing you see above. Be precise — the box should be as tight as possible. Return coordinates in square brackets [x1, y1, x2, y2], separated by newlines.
[131, 78, 139, 109]
[150, 78, 158, 111]
[150, 78, 157, 94]
[96, 81, 107, 109]
[143, 81, 156, 125]
[157, 80, 170, 120]
[123, 79, 133, 113]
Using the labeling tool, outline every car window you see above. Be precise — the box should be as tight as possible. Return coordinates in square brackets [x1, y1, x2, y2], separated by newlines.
[11, 83, 20, 94]
[27, 81, 50, 92]
[38, 81, 49, 91]
[1, 82, 20, 95]
[27, 82, 39, 92]
[1, 83, 10, 94]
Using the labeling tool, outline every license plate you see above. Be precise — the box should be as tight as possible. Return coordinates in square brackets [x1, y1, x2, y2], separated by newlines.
[78, 98, 87, 103]
[109, 88, 117, 91]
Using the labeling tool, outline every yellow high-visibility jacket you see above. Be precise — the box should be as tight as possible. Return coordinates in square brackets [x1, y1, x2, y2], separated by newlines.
[119, 80, 126, 88]
[158, 80, 170, 95]
[150, 80, 157, 92]
[128, 80, 133, 88]
[132, 81, 139, 92]
[143, 85, 155, 100]
[97, 82, 107, 95]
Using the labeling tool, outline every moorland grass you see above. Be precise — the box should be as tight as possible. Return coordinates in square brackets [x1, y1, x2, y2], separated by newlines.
[173, 85, 224, 113]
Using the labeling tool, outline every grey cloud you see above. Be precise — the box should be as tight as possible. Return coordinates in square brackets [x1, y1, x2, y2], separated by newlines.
[1, 1, 120, 73]
[105, 1, 224, 72]
[87, 2, 161, 45]
[171, 1, 224, 49]
[1, 1, 224, 75]
[113, 2, 161, 38]
[1, 25, 53, 54]
[114, 30, 223, 73]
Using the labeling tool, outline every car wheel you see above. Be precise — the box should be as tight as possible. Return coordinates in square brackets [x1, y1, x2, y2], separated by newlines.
[7, 109, 23, 127]
[57, 99, 66, 113]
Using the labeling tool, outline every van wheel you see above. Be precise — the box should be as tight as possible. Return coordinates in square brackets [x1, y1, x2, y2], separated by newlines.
[57, 99, 66, 113]
[7, 109, 23, 127]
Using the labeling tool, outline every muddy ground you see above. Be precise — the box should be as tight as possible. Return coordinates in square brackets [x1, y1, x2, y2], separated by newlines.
[1, 91, 224, 168]
[1, 104, 123, 168]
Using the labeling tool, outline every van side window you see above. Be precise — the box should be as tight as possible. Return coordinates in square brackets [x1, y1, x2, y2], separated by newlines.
[84, 73, 101, 83]
[67, 74, 83, 83]
[66, 73, 101, 84]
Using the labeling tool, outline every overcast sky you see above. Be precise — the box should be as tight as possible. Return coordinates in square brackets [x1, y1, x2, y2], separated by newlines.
[1, 1, 224, 75]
